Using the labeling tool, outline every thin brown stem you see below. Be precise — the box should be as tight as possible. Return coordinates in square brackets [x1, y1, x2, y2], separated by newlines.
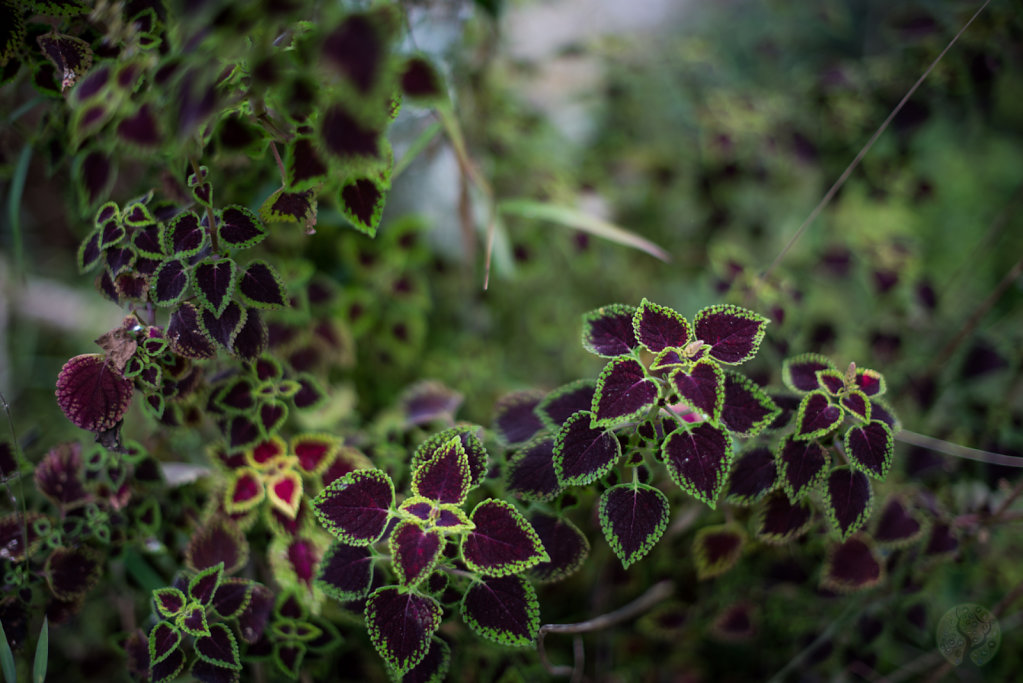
[270, 141, 287, 185]
[897, 429, 1023, 469]
[991, 478, 1023, 521]
[751, 0, 992, 301]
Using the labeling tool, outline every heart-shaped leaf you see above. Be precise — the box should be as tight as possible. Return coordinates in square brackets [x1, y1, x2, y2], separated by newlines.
[775, 434, 829, 501]
[794, 391, 843, 441]
[662, 423, 733, 508]
[598, 483, 669, 569]
[725, 446, 777, 506]
[231, 308, 267, 360]
[402, 637, 450, 683]
[505, 436, 562, 503]
[536, 379, 595, 430]
[390, 521, 443, 589]
[412, 426, 488, 488]
[319, 104, 383, 163]
[401, 380, 463, 427]
[195, 623, 241, 670]
[148, 621, 181, 666]
[412, 436, 470, 505]
[154, 587, 187, 619]
[670, 360, 724, 423]
[554, 411, 621, 486]
[200, 301, 246, 350]
[365, 587, 441, 675]
[272, 642, 306, 679]
[782, 353, 836, 393]
[581, 304, 639, 357]
[259, 187, 317, 226]
[267, 470, 303, 519]
[291, 434, 338, 475]
[217, 205, 266, 249]
[194, 258, 237, 317]
[853, 368, 885, 397]
[238, 260, 286, 309]
[869, 399, 900, 432]
[632, 298, 691, 353]
[186, 516, 249, 575]
[840, 390, 871, 423]
[492, 390, 545, 446]
[527, 513, 589, 584]
[693, 523, 746, 580]
[312, 469, 394, 545]
[160, 210, 207, 257]
[591, 357, 659, 427]
[151, 644, 186, 683]
[400, 55, 445, 101]
[693, 304, 768, 365]
[844, 420, 894, 480]
[755, 490, 814, 545]
[815, 369, 845, 395]
[167, 303, 217, 359]
[873, 497, 925, 548]
[188, 563, 224, 605]
[720, 371, 780, 438]
[821, 536, 883, 593]
[285, 137, 329, 192]
[78, 229, 103, 272]
[151, 258, 190, 306]
[339, 176, 389, 237]
[823, 467, 873, 540]
[316, 542, 374, 603]
[237, 584, 273, 643]
[55, 354, 133, 432]
[177, 602, 210, 637]
[211, 578, 253, 620]
[190, 659, 240, 683]
[461, 575, 540, 647]
[460, 499, 548, 576]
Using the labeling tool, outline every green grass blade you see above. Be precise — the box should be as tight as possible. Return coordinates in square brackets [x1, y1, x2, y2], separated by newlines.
[0, 620, 16, 683]
[498, 199, 671, 263]
[6, 144, 32, 278]
[32, 617, 47, 683]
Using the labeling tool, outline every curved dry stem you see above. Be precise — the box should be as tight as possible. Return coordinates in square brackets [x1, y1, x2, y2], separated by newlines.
[897, 429, 1023, 469]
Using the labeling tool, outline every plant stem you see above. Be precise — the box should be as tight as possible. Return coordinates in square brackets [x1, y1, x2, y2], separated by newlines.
[189, 158, 220, 253]
[896, 429, 1023, 469]
[270, 141, 287, 185]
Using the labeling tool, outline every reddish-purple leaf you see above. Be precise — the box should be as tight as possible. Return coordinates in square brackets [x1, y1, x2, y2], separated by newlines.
[55, 354, 133, 432]
[312, 469, 394, 545]
[581, 304, 638, 357]
[874, 498, 924, 547]
[161, 211, 206, 257]
[231, 307, 267, 360]
[211, 578, 252, 619]
[844, 420, 894, 480]
[285, 137, 329, 191]
[506, 436, 561, 503]
[662, 423, 733, 508]
[390, 522, 442, 588]
[237, 584, 274, 643]
[195, 623, 241, 670]
[869, 400, 899, 430]
[400, 55, 444, 100]
[461, 575, 539, 646]
[725, 446, 777, 506]
[821, 536, 883, 592]
[598, 483, 669, 568]
[78, 230, 103, 272]
[194, 258, 237, 316]
[756, 491, 814, 545]
[259, 401, 288, 437]
[824, 467, 872, 540]
[191, 659, 239, 683]
[201, 302, 246, 350]
[670, 360, 724, 422]
[412, 426, 488, 488]
[149, 621, 181, 665]
[925, 523, 958, 557]
[527, 513, 589, 583]
[693, 524, 746, 580]
[816, 369, 845, 395]
[339, 177, 388, 237]
[321, 13, 386, 93]
[782, 353, 836, 393]
[720, 371, 780, 438]
[853, 368, 885, 397]
[151, 644, 186, 682]
[238, 260, 286, 309]
[320, 105, 382, 161]
[536, 379, 595, 430]
[402, 637, 450, 683]
[632, 299, 691, 352]
[794, 391, 843, 441]
[461, 499, 548, 576]
[151, 259, 190, 306]
[840, 391, 871, 422]
[775, 434, 829, 501]
[553, 411, 621, 486]
[365, 587, 441, 675]
[412, 437, 470, 505]
[591, 357, 659, 427]
[492, 391, 545, 446]
[186, 516, 249, 575]
[168, 303, 217, 359]
[133, 225, 163, 258]
[401, 380, 463, 427]
[226, 415, 261, 450]
[316, 542, 374, 602]
[45, 545, 101, 600]
[76, 149, 115, 207]
[189, 564, 223, 605]
[217, 205, 266, 249]
[117, 104, 160, 147]
[34, 443, 88, 505]
[693, 304, 768, 364]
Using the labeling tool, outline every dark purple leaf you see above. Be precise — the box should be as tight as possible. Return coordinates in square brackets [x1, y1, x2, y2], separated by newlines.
[0, 441, 16, 478]
[693, 524, 745, 579]
[461, 575, 539, 646]
[186, 516, 249, 575]
[104, 246, 135, 275]
[506, 436, 561, 502]
[151, 644, 185, 683]
[272, 642, 305, 678]
[662, 423, 733, 508]
[365, 587, 441, 675]
[195, 623, 241, 670]
[201, 301, 246, 349]
[824, 467, 872, 539]
[313, 469, 394, 545]
[400, 380, 462, 427]
[217, 377, 256, 413]
[148, 621, 181, 665]
[285, 137, 329, 191]
[231, 307, 267, 360]
[493, 390, 545, 445]
[670, 360, 724, 423]
[720, 371, 780, 438]
[712, 603, 756, 642]
[122, 202, 154, 227]
[633, 298, 691, 352]
[693, 304, 768, 364]
[217, 205, 266, 249]
[115, 272, 149, 300]
[260, 188, 317, 226]
[45, 546, 101, 600]
[782, 353, 836, 393]
[854, 368, 885, 397]
[340, 177, 388, 237]
[844, 420, 894, 480]
[191, 659, 240, 683]
[553, 411, 621, 486]
[412, 437, 470, 505]
[725, 446, 777, 506]
[34, 443, 87, 505]
[794, 391, 843, 441]
[461, 499, 548, 576]
[55, 354, 133, 432]
[756, 491, 814, 545]
[840, 390, 871, 422]
[258, 400, 288, 437]
[189, 563, 224, 605]
[775, 434, 829, 501]
[412, 426, 488, 488]
[225, 415, 261, 451]
[874, 497, 923, 547]
[238, 260, 286, 309]
[78, 230, 102, 272]
[168, 303, 217, 359]
[237, 584, 274, 643]
[161, 211, 206, 257]
[925, 523, 958, 557]
[402, 637, 450, 683]
[536, 379, 595, 430]
[591, 357, 659, 427]
[76, 149, 116, 207]
[581, 304, 638, 357]
[73, 63, 109, 102]
[151, 259, 190, 306]
[821, 537, 883, 592]
[293, 374, 326, 410]
[37, 32, 92, 83]
[99, 219, 125, 248]
[117, 104, 160, 147]
[528, 513, 589, 583]
[400, 55, 444, 100]
[390, 522, 442, 588]
[321, 13, 385, 93]
[598, 483, 669, 568]
[194, 258, 237, 316]
[816, 369, 845, 395]
[316, 542, 374, 602]
[320, 105, 382, 161]
[178, 602, 210, 637]
[211, 578, 252, 619]
[154, 587, 186, 618]
[132, 225, 163, 258]
[869, 400, 899, 431]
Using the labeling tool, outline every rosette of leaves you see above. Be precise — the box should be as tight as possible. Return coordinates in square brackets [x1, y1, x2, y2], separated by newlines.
[777, 354, 899, 539]
[311, 434, 549, 679]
